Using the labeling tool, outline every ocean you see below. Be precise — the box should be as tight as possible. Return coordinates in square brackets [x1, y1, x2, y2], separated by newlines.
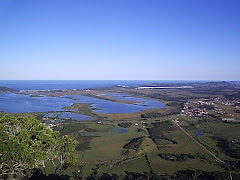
[0, 80, 204, 90]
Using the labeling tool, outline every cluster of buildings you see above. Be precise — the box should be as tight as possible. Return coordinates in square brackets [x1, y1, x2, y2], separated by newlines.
[42, 116, 61, 129]
[136, 86, 193, 89]
[182, 102, 209, 118]
[206, 97, 240, 115]
[213, 106, 225, 115]
[211, 97, 236, 106]
[134, 121, 146, 126]
[181, 96, 240, 120]
[221, 118, 240, 123]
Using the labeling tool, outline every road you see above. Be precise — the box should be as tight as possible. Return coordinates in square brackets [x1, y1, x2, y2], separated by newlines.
[173, 120, 225, 163]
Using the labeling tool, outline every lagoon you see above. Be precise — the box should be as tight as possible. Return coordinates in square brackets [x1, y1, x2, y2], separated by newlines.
[0, 93, 165, 114]
[0, 93, 74, 113]
[64, 94, 165, 114]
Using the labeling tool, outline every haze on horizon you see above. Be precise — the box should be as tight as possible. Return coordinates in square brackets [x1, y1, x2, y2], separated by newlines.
[0, 0, 239, 81]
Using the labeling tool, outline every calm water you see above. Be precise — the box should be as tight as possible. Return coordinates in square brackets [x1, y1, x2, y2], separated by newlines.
[195, 129, 204, 137]
[43, 112, 53, 118]
[67, 113, 92, 121]
[0, 80, 168, 114]
[0, 80, 203, 90]
[60, 112, 71, 119]
[0, 93, 74, 113]
[0, 93, 165, 114]
[64, 95, 165, 114]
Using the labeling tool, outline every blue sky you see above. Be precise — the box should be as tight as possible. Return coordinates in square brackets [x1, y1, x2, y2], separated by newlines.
[0, 0, 239, 80]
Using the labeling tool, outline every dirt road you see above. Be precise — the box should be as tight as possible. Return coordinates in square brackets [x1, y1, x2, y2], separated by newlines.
[173, 120, 225, 163]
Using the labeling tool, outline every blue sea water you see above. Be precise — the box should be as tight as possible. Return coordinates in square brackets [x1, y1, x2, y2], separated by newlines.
[0, 80, 204, 90]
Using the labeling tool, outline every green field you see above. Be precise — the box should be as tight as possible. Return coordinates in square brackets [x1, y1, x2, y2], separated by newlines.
[2, 85, 240, 179]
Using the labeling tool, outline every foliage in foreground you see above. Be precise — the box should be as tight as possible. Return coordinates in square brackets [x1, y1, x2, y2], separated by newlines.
[29, 169, 240, 180]
[0, 115, 78, 179]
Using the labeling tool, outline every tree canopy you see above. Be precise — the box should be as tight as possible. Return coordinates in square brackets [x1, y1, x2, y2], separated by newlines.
[0, 115, 77, 179]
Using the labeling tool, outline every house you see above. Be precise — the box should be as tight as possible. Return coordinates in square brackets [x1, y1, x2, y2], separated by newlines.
[222, 118, 240, 123]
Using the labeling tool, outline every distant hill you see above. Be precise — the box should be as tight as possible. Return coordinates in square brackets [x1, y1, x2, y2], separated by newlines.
[140, 81, 240, 89]
[0, 86, 16, 92]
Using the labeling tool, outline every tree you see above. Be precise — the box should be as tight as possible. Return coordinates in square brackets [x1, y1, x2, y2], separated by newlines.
[0, 115, 78, 179]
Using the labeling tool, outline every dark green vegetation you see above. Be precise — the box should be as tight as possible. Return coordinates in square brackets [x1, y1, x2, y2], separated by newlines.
[123, 137, 144, 151]
[56, 123, 86, 136]
[0, 115, 77, 180]
[75, 136, 96, 151]
[0, 86, 15, 92]
[1, 81, 240, 179]
[64, 103, 102, 120]
[214, 137, 240, 159]
[148, 121, 177, 146]
[118, 122, 132, 128]
[29, 94, 44, 97]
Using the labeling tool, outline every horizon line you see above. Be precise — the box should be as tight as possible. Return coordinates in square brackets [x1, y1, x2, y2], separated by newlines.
[0, 80, 239, 82]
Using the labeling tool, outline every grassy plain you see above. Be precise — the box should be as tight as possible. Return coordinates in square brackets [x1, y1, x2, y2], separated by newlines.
[2, 85, 240, 178]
